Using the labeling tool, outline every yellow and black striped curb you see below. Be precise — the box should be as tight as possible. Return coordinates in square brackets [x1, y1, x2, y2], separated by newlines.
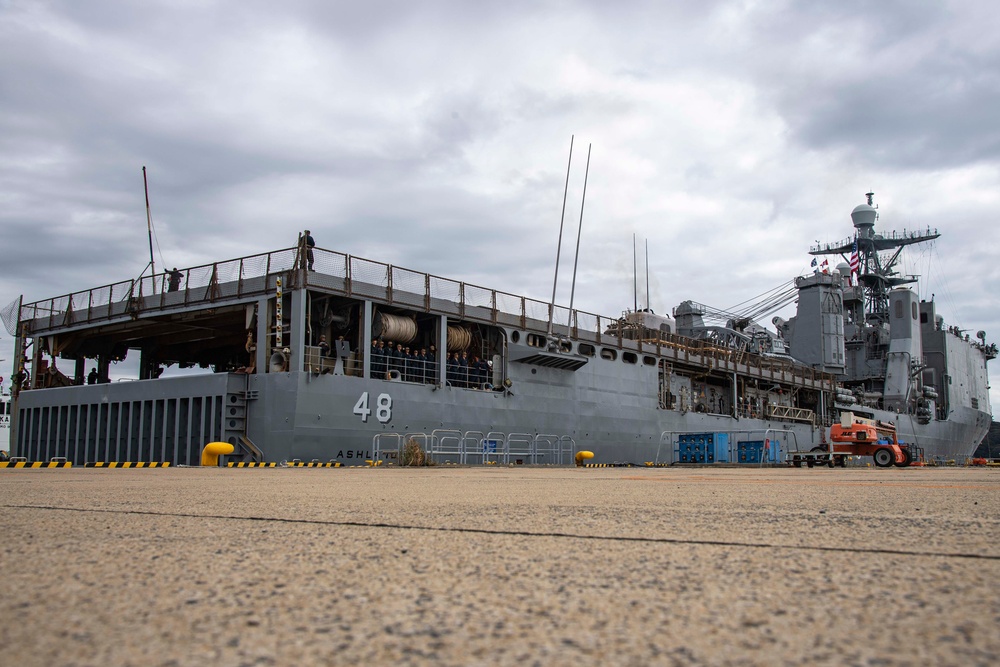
[286, 462, 344, 468]
[227, 462, 345, 468]
[85, 462, 171, 468]
[583, 463, 635, 468]
[2, 461, 169, 469]
[225, 461, 399, 468]
[0, 461, 73, 468]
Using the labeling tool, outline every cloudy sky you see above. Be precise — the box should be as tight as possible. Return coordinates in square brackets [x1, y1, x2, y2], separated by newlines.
[2, 0, 999, 405]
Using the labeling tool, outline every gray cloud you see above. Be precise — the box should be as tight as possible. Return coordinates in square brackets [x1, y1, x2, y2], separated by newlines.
[1, 0, 998, 405]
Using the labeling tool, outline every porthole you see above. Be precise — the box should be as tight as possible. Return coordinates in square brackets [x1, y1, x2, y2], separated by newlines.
[622, 352, 638, 364]
[600, 348, 617, 361]
[578, 343, 596, 357]
[643, 355, 656, 366]
[511, 331, 520, 343]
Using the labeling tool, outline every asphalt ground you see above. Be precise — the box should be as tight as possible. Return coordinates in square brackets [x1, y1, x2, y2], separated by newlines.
[0, 465, 998, 666]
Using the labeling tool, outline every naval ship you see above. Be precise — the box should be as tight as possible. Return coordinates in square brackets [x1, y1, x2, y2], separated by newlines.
[3, 194, 994, 466]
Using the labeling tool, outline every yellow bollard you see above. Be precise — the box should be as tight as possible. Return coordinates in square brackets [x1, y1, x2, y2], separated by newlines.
[201, 441, 235, 467]
[575, 450, 594, 467]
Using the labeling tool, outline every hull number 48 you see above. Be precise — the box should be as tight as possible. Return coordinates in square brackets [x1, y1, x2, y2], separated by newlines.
[353, 392, 392, 423]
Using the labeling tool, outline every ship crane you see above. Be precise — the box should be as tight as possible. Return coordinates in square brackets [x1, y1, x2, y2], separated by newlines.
[674, 281, 798, 356]
[682, 280, 798, 332]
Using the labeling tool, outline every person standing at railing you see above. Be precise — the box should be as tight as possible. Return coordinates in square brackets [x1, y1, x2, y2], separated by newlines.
[393, 343, 405, 376]
[427, 345, 437, 383]
[167, 268, 183, 292]
[304, 230, 316, 270]
[458, 351, 470, 388]
[417, 348, 428, 383]
[370, 339, 381, 378]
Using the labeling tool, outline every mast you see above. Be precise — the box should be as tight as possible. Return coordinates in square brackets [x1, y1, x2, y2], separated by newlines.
[632, 233, 637, 313]
[809, 191, 939, 326]
[566, 143, 591, 329]
[645, 238, 650, 311]
[547, 136, 574, 336]
[143, 166, 157, 293]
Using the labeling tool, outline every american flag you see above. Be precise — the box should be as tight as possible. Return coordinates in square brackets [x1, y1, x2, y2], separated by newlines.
[849, 237, 860, 276]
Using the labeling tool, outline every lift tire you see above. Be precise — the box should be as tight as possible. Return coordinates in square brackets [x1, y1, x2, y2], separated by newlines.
[791, 455, 802, 468]
[873, 447, 894, 468]
[894, 448, 912, 468]
[836, 455, 847, 468]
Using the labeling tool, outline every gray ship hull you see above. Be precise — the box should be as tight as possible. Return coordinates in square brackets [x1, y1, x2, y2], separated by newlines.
[14, 366, 985, 466]
[15, 370, 823, 466]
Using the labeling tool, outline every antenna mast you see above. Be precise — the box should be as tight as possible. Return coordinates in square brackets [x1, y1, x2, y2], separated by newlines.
[645, 238, 650, 311]
[632, 233, 637, 313]
[566, 143, 591, 328]
[547, 136, 574, 336]
[143, 166, 157, 293]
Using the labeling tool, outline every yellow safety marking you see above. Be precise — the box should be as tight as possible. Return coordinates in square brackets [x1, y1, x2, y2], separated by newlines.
[82, 462, 170, 468]
[0, 461, 73, 468]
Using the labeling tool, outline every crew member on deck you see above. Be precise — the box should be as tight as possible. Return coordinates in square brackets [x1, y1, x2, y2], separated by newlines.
[371, 340, 382, 378]
[167, 268, 183, 292]
[304, 230, 316, 270]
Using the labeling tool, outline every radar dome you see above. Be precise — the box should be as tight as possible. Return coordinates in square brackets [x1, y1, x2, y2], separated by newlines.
[851, 203, 877, 228]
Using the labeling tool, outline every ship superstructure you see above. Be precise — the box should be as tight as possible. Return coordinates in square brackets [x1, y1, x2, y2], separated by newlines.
[777, 193, 995, 458]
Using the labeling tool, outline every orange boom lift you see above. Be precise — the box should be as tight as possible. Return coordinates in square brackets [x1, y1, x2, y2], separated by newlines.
[828, 412, 912, 467]
[789, 411, 913, 468]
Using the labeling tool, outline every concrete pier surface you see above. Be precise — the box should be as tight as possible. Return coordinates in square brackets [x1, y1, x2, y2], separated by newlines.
[1, 466, 998, 666]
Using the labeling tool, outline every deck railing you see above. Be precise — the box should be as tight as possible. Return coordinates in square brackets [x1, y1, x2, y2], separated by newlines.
[18, 245, 837, 388]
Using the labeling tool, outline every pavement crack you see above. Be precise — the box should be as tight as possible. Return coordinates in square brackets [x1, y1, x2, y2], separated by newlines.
[5, 503, 999, 562]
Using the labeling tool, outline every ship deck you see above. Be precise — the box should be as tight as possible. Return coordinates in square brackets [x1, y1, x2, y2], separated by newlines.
[14, 244, 837, 392]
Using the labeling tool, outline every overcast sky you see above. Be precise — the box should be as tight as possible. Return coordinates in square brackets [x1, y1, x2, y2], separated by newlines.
[2, 0, 999, 406]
